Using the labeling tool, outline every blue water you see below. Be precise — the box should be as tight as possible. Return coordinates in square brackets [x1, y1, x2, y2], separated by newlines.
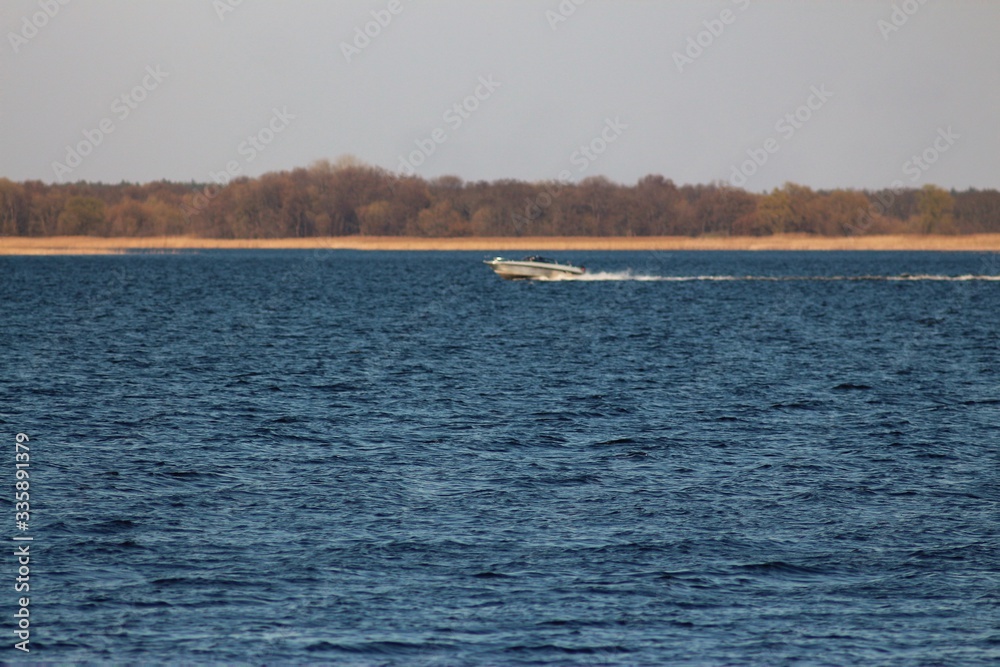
[2, 250, 999, 665]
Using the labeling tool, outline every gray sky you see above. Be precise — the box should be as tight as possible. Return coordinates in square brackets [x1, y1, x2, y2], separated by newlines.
[2, 0, 997, 191]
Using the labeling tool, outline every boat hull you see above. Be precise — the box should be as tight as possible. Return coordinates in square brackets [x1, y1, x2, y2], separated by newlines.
[484, 259, 585, 280]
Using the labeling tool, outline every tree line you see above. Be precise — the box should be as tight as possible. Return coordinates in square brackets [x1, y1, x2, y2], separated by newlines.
[1, 159, 998, 238]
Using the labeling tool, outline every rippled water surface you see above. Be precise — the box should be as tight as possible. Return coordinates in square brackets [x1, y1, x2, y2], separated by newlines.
[2, 250, 998, 665]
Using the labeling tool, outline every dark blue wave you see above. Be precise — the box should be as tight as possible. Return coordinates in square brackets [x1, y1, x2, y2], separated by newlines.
[1, 250, 998, 664]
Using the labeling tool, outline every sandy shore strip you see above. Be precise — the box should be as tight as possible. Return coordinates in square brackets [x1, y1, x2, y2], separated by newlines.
[2, 234, 1000, 255]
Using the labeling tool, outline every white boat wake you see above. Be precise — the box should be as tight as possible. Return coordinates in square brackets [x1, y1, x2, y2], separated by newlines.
[538, 271, 1000, 282]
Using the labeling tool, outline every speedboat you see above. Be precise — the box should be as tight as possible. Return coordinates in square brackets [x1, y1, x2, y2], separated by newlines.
[484, 256, 586, 280]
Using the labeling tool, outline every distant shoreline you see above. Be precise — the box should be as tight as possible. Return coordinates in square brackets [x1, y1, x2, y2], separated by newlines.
[2, 234, 1000, 255]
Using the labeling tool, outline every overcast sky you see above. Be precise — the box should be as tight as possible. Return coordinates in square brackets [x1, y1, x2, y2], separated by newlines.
[1, 0, 997, 192]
